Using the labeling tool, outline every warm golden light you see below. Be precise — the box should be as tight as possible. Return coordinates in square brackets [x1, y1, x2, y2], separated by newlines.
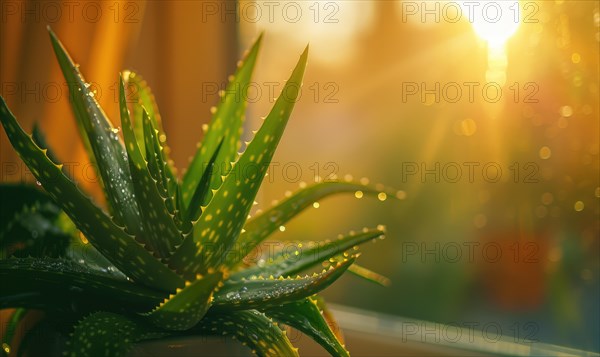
[459, 1, 522, 89]
[459, 0, 521, 49]
[242, 1, 374, 64]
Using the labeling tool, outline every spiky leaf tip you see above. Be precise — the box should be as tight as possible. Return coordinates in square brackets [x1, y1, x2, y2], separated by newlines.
[266, 298, 349, 357]
[229, 181, 392, 268]
[48, 27, 142, 236]
[118, 77, 183, 257]
[170, 44, 309, 278]
[235, 228, 384, 280]
[213, 256, 353, 310]
[182, 33, 264, 207]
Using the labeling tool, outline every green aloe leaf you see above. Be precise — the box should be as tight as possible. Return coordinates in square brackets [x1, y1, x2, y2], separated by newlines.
[142, 110, 180, 227]
[175, 184, 188, 231]
[66, 230, 126, 279]
[0, 257, 164, 311]
[122, 70, 180, 212]
[265, 298, 349, 357]
[0, 98, 183, 291]
[227, 181, 387, 267]
[170, 45, 308, 278]
[0, 184, 69, 258]
[0, 183, 55, 222]
[119, 78, 183, 258]
[0, 201, 70, 259]
[233, 228, 384, 280]
[196, 310, 298, 357]
[48, 28, 141, 236]
[121, 71, 168, 159]
[348, 263, 391, 286]
[213, 257, 353, 310]
[69, 312, 168, 357]
[141, 270, 223, 331]
[143, 113, 168, 195]
[181, 34, 263, 208]
[54, 209, 122, 275]
[186, 138, 224, 224]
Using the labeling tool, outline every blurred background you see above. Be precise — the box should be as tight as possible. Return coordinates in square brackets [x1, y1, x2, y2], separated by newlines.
[1, 0, 598, 353]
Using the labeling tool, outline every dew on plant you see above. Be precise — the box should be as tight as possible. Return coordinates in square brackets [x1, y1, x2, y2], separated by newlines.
[0, 28, 397, 357]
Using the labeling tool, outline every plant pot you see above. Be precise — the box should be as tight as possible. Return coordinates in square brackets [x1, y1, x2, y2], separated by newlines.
[131, 336, 250, 357]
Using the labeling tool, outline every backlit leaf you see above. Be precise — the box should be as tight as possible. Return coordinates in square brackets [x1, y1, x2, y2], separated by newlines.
[48, 28, 141, 235]
[118, 78, 183, 258]
[265, 298, 349, 357]
[234, 228, 384, 279]
[170, 45, 308, 278]
[181, 34, 263, 207]
[213, 257, 353, 310]
[228, 182, 388, 267]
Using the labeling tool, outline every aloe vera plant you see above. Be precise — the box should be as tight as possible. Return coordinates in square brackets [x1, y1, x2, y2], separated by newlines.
[0, 28, 398, 356]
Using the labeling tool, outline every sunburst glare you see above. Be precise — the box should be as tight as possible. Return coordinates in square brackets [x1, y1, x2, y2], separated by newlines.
[460, 0, 522, 87]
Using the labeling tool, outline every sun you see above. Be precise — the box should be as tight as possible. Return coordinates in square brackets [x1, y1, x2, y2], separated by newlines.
[459, 0, 522, 49]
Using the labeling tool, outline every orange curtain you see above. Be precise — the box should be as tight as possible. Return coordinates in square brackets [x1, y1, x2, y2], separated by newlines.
[0, 0, 237, 200]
